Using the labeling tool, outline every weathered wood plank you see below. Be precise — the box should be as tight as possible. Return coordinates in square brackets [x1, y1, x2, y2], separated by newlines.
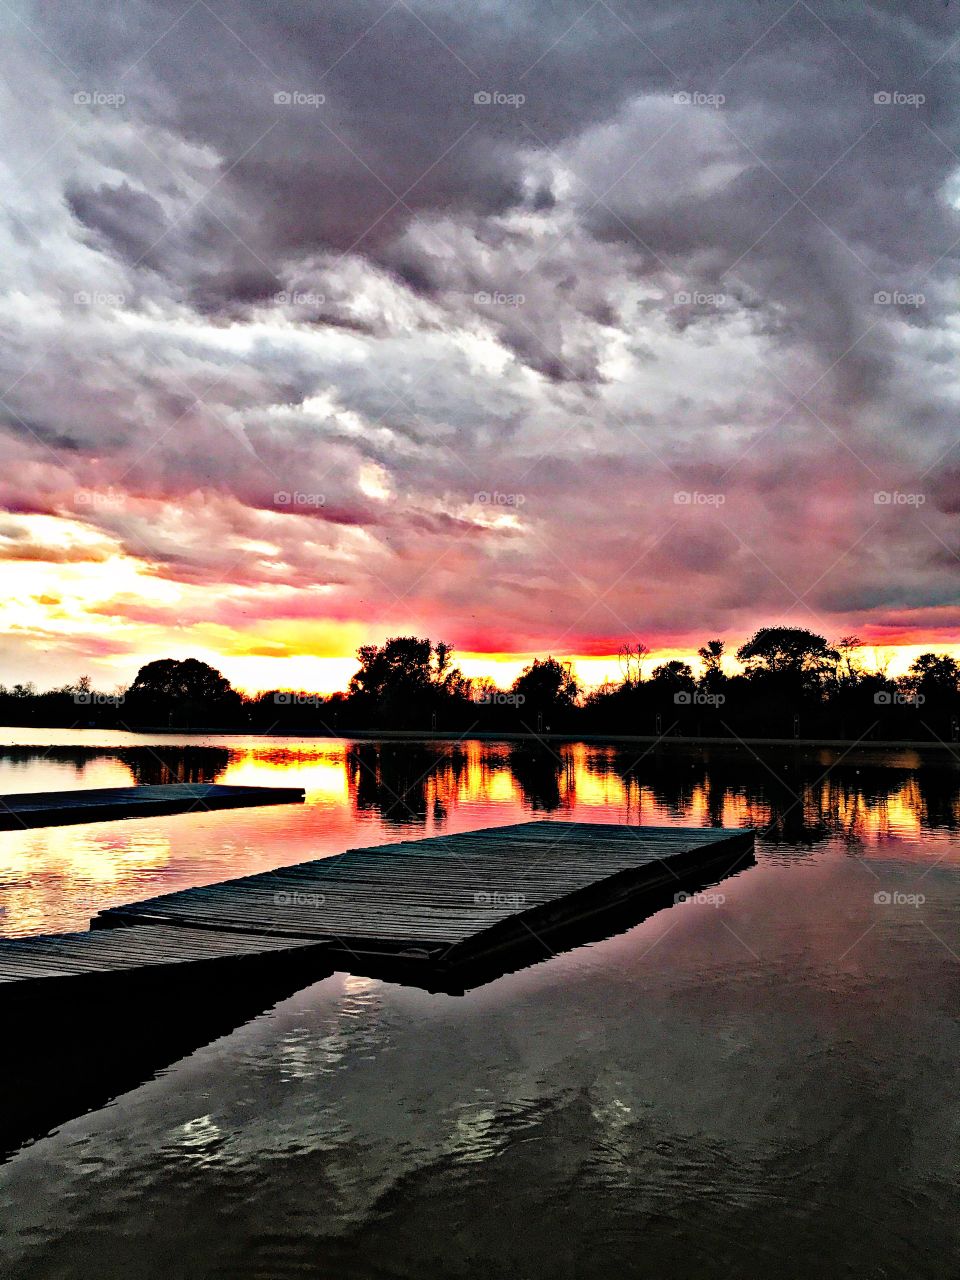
[0, 925, 327, 986]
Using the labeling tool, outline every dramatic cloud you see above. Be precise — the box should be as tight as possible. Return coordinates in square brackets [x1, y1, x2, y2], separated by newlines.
[1, 1, 959, 688]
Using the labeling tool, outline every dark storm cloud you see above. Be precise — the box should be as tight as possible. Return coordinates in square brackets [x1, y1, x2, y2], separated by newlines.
[26, 0, 960, 395]
[929, 466, 960, 515]
[2, 0, 960, 667]
[67, 180, 169, 267]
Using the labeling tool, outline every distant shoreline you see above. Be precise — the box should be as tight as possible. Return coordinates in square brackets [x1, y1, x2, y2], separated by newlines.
[1, 724, 958, 756]
[270, 728, 960, 754]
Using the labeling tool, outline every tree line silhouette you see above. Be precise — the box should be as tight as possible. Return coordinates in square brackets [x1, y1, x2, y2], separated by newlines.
[1, 628, 958, 742]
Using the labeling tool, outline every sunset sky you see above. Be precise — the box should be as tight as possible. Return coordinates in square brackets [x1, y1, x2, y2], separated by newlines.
[1, 1, 959, 695]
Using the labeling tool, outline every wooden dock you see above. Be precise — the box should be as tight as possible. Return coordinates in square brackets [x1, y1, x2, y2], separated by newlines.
[92, 821, 753, 974]
[0, 821, 754, 999]
[0, 782, 305, 830]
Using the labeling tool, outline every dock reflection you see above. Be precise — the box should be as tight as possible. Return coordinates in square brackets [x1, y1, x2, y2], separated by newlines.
[0, 948, 334, 1162]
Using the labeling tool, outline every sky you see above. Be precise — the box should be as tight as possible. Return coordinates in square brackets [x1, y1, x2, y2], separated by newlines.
[1, 0, 959, 695]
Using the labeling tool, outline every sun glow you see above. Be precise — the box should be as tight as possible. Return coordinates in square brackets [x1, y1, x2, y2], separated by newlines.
[1, 511, 958, 695]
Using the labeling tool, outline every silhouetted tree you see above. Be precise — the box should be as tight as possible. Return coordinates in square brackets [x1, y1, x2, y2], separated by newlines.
[650, 660, 696, 690]
[647, 660, 697, 729]
[510, 658, 579, 723]
[347, 636, 469, 727]
[618, 642, 650, 688]
[125, 658, 243, 727]
[697, 639, 726, 690]
[835, 635, 864, 686]
[128, 658, 234, 703]
[736, 628, 838, 704]
[905, 653, 960, 700]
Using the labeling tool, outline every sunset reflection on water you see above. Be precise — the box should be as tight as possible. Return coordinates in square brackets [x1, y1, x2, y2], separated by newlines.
[1, 731, 958, 937]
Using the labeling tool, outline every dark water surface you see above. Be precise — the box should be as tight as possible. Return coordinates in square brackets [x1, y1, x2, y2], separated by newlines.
[0, 730, 958, 1278]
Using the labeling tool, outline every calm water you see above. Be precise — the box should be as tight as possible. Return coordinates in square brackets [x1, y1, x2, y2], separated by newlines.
[1, 729, 959, 1278]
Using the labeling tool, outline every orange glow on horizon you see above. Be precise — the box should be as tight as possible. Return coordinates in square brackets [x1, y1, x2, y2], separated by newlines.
[2, 512, 959, 695]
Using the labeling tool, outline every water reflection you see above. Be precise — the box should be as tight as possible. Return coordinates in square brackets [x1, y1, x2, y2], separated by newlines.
[587, 745, 960, 848]
[507, 744, 576, 811]
[121, 746, 231, 786]
[1, 735, 959, 938]
[2, 733, 959, 1277]
[0, 745, 230, 788]
[345, 741, 470, 826]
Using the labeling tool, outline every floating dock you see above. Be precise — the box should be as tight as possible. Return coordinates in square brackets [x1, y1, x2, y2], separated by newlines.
[0, 782, 305, 830]
[0, 821, 754, 996]
[93, 820, 753, 971]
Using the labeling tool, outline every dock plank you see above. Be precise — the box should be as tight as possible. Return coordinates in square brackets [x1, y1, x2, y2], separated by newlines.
[0, 925, 327, 987]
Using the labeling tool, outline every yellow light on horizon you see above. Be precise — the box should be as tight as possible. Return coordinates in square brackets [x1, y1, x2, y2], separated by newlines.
[2, 509, 959, 696]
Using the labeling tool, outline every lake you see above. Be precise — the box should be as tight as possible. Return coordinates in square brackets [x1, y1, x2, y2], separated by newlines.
[1, 729, 958, 1278]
